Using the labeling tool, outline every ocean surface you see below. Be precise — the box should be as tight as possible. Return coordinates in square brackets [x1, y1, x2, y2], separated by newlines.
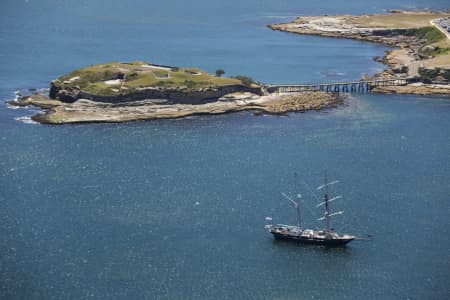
[1, 0, 449, 299]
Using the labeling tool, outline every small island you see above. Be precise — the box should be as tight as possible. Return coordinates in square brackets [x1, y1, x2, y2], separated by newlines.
[269, 10, 450, 95]
[8, 61, 341, 124]
[9, 10, 450, 124]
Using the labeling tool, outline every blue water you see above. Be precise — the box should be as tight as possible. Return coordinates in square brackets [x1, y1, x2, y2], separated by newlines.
[1, 1, 450, 299]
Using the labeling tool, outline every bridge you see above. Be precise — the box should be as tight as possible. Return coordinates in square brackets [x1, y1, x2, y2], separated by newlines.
[265, 78, 412, 94]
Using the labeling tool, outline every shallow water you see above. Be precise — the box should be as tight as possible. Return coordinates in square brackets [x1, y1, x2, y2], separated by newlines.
[1, 1, 450, 299]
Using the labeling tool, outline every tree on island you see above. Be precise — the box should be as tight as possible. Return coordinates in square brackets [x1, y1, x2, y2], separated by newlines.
[215, 69, 225, 77]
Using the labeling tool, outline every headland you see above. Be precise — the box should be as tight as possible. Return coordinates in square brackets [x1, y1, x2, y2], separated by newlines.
[269, 10, 450, 95]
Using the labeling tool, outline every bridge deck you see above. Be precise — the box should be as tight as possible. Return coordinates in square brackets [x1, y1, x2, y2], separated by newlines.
[264, 77, 412, 93]
[266, 78, 410, 87]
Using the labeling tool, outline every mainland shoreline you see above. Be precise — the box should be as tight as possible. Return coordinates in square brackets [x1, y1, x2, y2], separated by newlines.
[269, 10, 450, 95]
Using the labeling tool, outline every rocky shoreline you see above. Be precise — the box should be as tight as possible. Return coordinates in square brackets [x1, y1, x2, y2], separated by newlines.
[8, 91, 342, 124]
[269, 10, 450, 95]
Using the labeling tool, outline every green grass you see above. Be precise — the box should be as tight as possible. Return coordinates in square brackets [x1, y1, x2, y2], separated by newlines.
[408, 26, 446, 44]
[53, 62, 248, 96]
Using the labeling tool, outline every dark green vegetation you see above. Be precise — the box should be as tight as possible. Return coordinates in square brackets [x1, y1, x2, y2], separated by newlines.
[406, 26, 449, 57]
[418, 67, 450, 83]
[53, 62, 249, 97]
[215, 69, 225, 77]
[230, 75, 257, 86]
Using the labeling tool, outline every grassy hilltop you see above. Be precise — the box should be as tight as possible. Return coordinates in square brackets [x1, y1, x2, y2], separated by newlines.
[53, 61, 250, 97]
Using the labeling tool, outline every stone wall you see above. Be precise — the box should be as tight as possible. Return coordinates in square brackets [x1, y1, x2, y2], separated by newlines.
[50, 83, 263, 104]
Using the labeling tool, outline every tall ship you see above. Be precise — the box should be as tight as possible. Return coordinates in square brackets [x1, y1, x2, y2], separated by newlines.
[265, 176, 358, 246]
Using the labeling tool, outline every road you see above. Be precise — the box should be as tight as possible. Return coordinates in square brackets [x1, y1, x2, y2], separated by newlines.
[430, 19, 450, 40]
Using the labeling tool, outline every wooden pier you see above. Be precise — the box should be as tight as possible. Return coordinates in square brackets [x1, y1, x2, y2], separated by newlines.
[265, 78, 411, 94]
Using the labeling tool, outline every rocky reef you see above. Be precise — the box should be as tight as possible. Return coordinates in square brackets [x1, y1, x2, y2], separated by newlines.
[11, 91, 342, 124]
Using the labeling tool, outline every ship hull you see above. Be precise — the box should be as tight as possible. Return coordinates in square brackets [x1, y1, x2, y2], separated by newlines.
[271, 231, 354, 246]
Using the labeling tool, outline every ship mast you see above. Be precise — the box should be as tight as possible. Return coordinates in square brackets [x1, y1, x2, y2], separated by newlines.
[281, 193, 302, 229]
[316, 174, 343, 233]
[324, 174, 331, 233]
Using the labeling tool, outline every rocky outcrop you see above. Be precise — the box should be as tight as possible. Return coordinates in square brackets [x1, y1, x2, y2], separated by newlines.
[7, 93, 63, 109]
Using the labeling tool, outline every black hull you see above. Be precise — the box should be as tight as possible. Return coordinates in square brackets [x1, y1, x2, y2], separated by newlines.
[272, 232, 353, 246]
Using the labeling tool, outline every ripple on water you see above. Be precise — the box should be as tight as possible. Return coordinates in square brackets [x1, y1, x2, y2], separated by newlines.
[14, 116, 38, 124]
